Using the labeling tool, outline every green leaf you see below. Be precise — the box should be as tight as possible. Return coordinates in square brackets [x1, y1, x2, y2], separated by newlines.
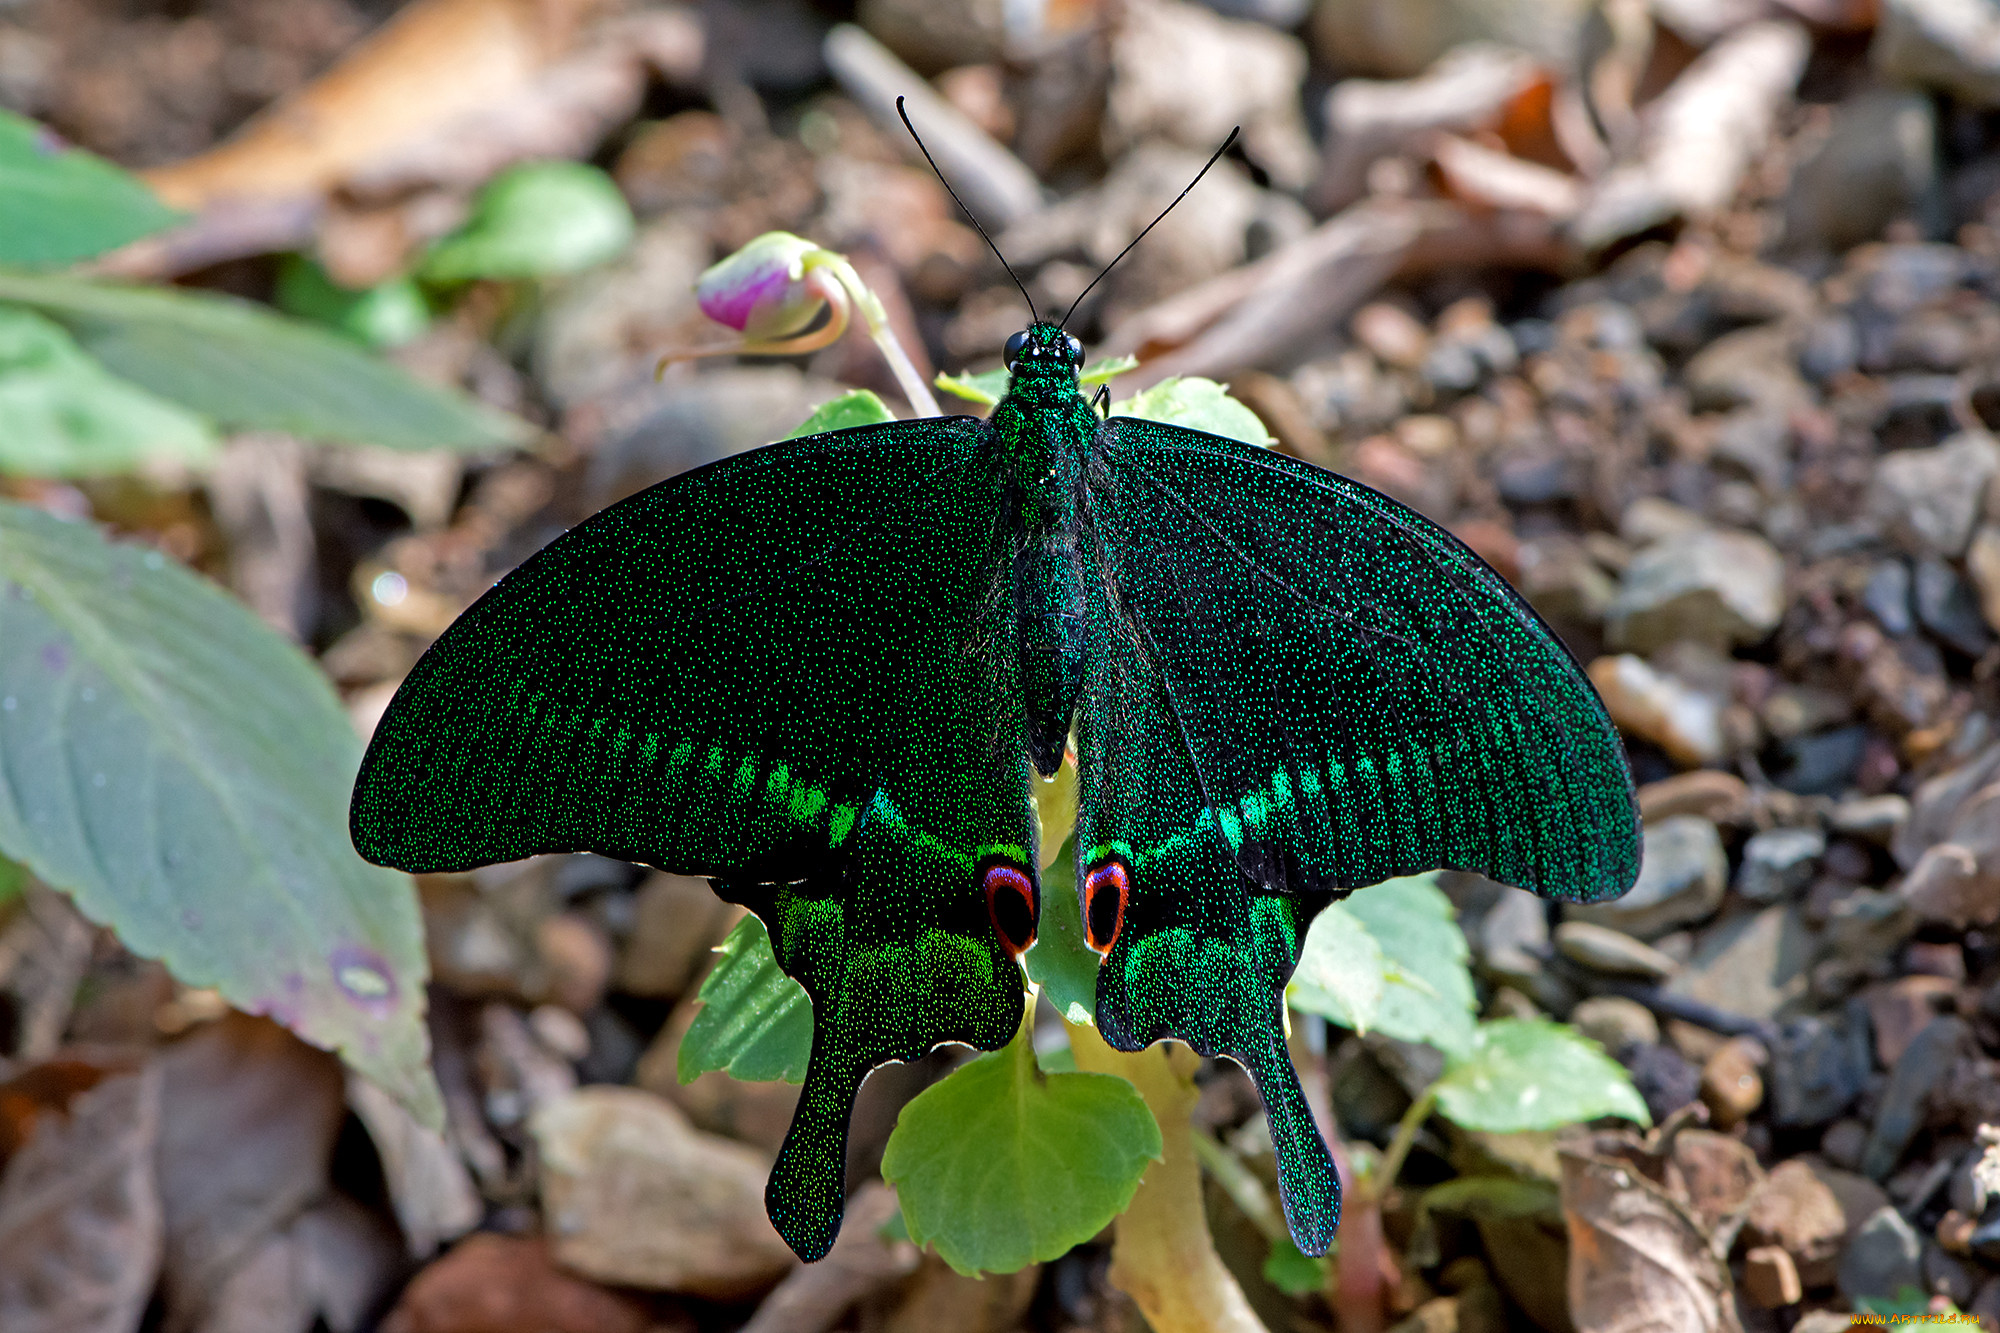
[275, 255, 430, 349]
[779, 389, 894, 440]
[0, 501, 440, 1123]
[1079, 354, 1139, 388]
[1341, 873, 1478, 1059]
[1433, 1019, 1650, 1134]
[0, 854, 25, 907]
[0, 111, 182, 268]
[677, 914, 812, 1084]
[419, 162, 635, 282]
[1110, 377, 1272, 446]
[1287, 900, 1392, 1035]
[1023, 837, 1100, 1025]
[882, 1020, 1160, 1274]
[1262, 1233, 1330, 1295]
[934, 366, 1009, 406]
[1419, 1174, 1562, 1222]
[0, 271, 530, 451]
[0, 306, 218, 477]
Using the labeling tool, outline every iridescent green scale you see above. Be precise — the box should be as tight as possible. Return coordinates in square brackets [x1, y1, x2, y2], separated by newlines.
[351, 321, 1639, 1263]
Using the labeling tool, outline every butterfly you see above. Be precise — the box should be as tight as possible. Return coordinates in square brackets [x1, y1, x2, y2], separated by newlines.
[352, 107, 1639, 1266]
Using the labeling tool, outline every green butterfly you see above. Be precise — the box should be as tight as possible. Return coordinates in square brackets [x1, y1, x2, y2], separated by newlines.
[351, 313, 1639, 1262]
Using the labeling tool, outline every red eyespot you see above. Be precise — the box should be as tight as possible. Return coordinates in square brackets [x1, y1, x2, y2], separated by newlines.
[982, 862, 1038, 958]
[1082, 859, 1130, 956]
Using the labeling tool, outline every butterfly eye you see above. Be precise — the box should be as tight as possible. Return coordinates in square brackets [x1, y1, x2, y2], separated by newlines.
[1004, 330, 1030, 365]
[982, 862, 1038, 957]
[1065, 335, 1083, 364]
[1082, 859, 1130, 956]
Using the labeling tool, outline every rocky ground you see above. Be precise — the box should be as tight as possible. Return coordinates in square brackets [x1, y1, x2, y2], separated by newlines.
[13, 0, 2000, 1329]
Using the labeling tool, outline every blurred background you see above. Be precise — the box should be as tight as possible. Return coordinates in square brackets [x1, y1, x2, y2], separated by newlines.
[11, 0, 2000, 1328]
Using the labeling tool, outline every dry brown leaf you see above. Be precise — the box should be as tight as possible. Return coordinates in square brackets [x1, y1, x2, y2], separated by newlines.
[380, 1233, 656, 1333]
[143, 0, 607, 210]
[344, 1071, 481, 1259]
[156, 1013, 348, 1333]
[0, 1063, 164, 1333]
[191, 1194, 405, 1333]
[1561, 1143, 1744, 1333]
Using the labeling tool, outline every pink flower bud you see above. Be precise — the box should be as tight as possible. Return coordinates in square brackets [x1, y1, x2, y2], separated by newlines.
[694, 231, 828, 339]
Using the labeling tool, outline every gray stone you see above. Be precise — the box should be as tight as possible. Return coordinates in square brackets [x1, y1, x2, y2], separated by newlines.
[1552, 922, 1679, 980]
[1824, 886, 1918, 959]
[1625, 1041, 1704, 1123]
[1865, 559, 1916, 637]
[1682, 322, 1805, 412]
[1915, 557, 1996, 655]
[1477, 886, 1549, 984]
[1605, 528, 1786, 653]
[1569, 995, 1660, 1054]
[1863, 1016, 1973, 1180]
[1666, 905, 1815, 1021]
[1736, 827, 1827, 904]
[1571, 817, 1728, 939]
[1831, 794, 1912, 845]
[1875, 0, 2000, 107]
[1838, 1205, 1924, 1305]
[1784, 88, 1940, 252]
[1769, 1004, 1873, 1128]
[1870, 432, 2000, 560]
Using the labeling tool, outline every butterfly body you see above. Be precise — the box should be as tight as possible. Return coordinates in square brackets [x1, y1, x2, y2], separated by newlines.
[352, 319, 1639, 1264]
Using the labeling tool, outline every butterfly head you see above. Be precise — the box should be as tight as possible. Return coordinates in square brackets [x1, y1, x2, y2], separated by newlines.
[1003, 322, 1084, 395]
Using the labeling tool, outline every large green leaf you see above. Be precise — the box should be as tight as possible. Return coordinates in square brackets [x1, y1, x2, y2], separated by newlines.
[0, 272, 529, 451]
[1347, 874, 1477, 1058]
[1023, 837, 1100, 1025]
[779, 389, 893, 440]
[1287, 900, 1392, 1036]
[0, 501, 441, 1123]
[0, 306, 217, 476]
[0, 111, 181, 268]
[881, 1019, 1160, 1274]
[677, 913, 813, 1084]
[1111, 377, 1272, 446]
[1432, 1019, 1649, 1134]
[419, 162, 634, 282]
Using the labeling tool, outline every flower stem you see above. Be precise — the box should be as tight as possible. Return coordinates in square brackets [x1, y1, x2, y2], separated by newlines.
[1064, 1019, 1264, 1333]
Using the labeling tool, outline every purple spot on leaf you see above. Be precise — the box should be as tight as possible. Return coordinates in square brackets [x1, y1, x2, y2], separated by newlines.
[330, 944, 398, 1017]
[181, 908, 202, 931]
[40, 643, 67, 673]
[32, 126, 67, 156]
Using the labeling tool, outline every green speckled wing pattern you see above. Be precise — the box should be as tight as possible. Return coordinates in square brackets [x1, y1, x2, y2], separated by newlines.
[1076, 415, 1638, 1253]
[351, 418, 1038, 1260]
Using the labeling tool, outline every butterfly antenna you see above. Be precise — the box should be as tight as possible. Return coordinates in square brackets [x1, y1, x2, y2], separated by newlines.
[1060, 126, 1240, 332]
[896, 95, 1038, 324]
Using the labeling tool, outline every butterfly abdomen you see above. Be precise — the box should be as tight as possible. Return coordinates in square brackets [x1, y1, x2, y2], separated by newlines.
[1015, 528, 1089, 776]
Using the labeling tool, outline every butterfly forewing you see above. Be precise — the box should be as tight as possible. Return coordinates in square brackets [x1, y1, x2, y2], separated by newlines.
[350, 416, 1040, 1261]
[1074, 414, 1642, 1255]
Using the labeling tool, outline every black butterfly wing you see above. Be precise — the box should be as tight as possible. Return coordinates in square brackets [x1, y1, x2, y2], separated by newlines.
[352, 417, 1039, 1260]
[1075, 414, 1640, 1253]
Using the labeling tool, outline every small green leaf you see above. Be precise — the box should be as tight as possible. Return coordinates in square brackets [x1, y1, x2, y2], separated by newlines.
[678, 914, 812, 1084]
[934, 366, 1009, 406]
[1341, 873, 1477, 1059]
[0, 271, 529, 451]
[0, 111, 182, 268]
[0, 501, 440, 1123]
[420, 162, 635, 282]
[1418, 1174, 1562, 1223]
[1262, 1233, 1329, 1295]
[0, 306, 217, 477]
[1023, 837, 1100, 1025]
[1079, 354, 1139, 388]
[1433, 1019, 1650, 1134]
[1110, 377, 1272, 446]
[0, 854, 25, 907]
[1287, 901, 1391, 1035]
[882, 1020, 1160, 1275]
[779, 389, 894, 440]
[275, 255, 430, 348]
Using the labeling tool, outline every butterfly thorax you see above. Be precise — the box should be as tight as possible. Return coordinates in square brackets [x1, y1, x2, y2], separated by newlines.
[992, 322, 1098, 777]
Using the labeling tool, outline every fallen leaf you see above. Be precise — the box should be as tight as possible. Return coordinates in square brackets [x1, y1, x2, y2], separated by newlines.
[0, 1063, 163, 1333]
[155, 1014, 348, 1333]
[191, 1194, 404, 1333]
[1560, 1141, 1743, 1333]
[345, 1071, 481, 1259]
[380, 1233, 656, 1333]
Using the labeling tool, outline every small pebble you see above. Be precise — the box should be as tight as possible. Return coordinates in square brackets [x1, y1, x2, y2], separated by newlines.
[1553, 922, 1681, 979]
[1569, 996, 1660, 1054]
[1700, 1036, 1767, 1130]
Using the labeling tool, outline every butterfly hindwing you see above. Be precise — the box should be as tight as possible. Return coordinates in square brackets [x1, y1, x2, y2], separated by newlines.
[351, 417, 1040, 1260]
[1075, 414, 1642, 1254]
